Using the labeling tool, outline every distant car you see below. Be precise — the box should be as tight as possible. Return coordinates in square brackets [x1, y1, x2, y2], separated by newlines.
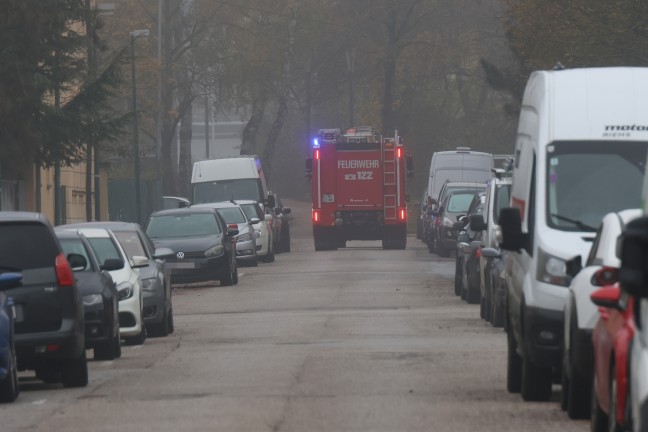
[266, 192, 291, 253]
[193, 202, 259, 267]
[590, 284, 635, 432]
[478, 176, 512, 325]
[63, 222, 175, 338]
[561, 209, 641, 419]
[0, 272, 22, 403]
[55, 229, 122, 360]
[0, 212, 87, 388]
[433, 189, 483, 257]
[145, 207, 239, 286]
[416, 190, 427, 240]
[235, 200, 275, 263]
[64, 227, 147, 346]
[427, 181, 488, 254]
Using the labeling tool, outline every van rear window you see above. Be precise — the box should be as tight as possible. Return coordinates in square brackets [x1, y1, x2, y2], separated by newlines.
[0, 223, 59, 270]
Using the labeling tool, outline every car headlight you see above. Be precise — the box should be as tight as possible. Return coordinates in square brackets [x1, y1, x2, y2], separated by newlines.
[141, 277, 158, 293]
[205, 244, 224, 257]
[253, 229, 261, 238]
[117, 281, 135, 301]
[237, 232, 253, 242]
[536, 248, 569, 287]
[83, 294, 102, 306]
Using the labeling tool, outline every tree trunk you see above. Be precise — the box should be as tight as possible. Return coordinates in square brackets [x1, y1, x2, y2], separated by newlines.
[178, 103, 193, 197]
[240, 92, 267, 156]
[262, 94, 289, 184]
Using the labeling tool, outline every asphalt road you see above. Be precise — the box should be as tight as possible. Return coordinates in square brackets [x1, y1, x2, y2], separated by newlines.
[1, 199, 587, 431]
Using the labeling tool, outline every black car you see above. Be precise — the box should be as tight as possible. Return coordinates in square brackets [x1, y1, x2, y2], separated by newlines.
[0, 212, 87, 387]
[432, 188, 484, 257]
[55, 229, 122, 360]
[64, 222, 175, 338]
[145, 207, 239, 286]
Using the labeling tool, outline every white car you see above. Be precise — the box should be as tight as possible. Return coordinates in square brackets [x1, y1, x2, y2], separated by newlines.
[236, 200, 275, 263]
[65, 227, 147, 345]
[561, 208, 642, 419]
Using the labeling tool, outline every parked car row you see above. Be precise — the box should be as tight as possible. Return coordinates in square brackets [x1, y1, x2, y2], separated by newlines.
[430, 67, 648, 431]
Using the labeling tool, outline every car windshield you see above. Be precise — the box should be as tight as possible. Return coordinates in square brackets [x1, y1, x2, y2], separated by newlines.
[113, 231, 148, 259]
[493, 184, 512, 224]
[241, 203, 263, 220]
[547, 141, 647, 231]
[59, 238, 93, 272]
[192, 179, 262, 204]
[447, 193, 475, 213]
[146, 213, 222, 238]
[86, 237, 123, 265]
[216, 207, 246, 224]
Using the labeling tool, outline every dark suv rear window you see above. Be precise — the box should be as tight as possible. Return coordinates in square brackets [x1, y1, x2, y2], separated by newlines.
[0, 222, 60, 270]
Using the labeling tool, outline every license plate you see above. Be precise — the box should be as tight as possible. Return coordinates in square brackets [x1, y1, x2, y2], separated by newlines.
[14, 304, 23, 323]
[323, 194, 334, 203]
[167, 262, 195, 269]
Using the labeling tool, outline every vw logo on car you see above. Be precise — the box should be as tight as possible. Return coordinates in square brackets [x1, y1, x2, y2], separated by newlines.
[176, 251, 185, 259]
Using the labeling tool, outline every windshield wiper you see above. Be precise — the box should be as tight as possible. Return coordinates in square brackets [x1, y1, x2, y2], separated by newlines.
[550, 213, 597, 232]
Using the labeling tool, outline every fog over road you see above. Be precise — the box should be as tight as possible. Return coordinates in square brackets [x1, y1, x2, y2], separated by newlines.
[1, 199, 586, 431]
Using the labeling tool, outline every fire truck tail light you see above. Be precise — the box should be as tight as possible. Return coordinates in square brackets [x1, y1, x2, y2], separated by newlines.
[399, 208, 406, 221]
[315, 150, 320, 160]
[313, 210, 320, 223]
[397, 148, 402, 158]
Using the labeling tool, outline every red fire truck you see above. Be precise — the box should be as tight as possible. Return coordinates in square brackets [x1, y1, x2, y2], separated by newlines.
[306, 126, 413, 250]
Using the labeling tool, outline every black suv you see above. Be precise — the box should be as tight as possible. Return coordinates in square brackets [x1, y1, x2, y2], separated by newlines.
[0, 212, 87, 387]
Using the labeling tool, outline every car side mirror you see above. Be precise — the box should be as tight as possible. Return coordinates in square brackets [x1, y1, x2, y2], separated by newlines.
[67, 253, 88, 272]
[619, 215, 648, 298]
[274, 208, 282, 216]
[499, 207, 528, 252]
[469, 214, 487, 232]
[265, 195, 276, 209]
[481, 247, 502, 259]
[457, 232, 470, 243]
[131, 255, 149, 268]
[283, 207, 292, 215]
[590, 285, 623, 311]
[453, 221, 465, 230]
[153, 247, 175, 259]
[250, 218, 261, 225]
[101, 258, 125, 271]
[0, 272, 22, 290]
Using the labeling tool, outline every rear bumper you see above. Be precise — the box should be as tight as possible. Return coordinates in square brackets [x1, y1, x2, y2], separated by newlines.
[168, 255, 229, 284]
[15, 320, 84, 363]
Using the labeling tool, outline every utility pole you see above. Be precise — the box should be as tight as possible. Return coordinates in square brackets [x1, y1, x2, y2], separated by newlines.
[54, 49, 62, 225]
[205, 96, 210, 159]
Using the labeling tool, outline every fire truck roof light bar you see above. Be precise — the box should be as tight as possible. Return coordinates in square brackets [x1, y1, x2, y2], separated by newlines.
[313, 138, 320, 148]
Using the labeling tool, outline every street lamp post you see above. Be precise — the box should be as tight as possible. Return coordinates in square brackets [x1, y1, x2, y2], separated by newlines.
[130, 29, 149, 225]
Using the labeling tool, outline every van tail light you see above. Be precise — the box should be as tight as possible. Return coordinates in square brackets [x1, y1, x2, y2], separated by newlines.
[591, 266, 618, 287]
[55, 252, 75, 287]
[313, 210, 320, 223]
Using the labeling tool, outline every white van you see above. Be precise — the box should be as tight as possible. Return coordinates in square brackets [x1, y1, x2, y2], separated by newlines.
[191, 157, 269, 205]
[427, 148, 493, 203]
[499, 67, 648, 402]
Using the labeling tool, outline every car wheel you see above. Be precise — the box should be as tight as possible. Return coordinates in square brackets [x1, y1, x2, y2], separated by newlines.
[561, 364, 570, 411]
[454, 258, 463, 296]
[149, 309, 170, 338]
[490, 276, 505, 328]
[507, 325, 522, 393]
[438, 241, 450, 258]
[480, 298, 486, 319]
[261, 241, 275, 263]
[114, 332, 122, 358]
[521, 347, 552, 401]
[35, 362, 61, 383]
[591, 373, 609, 432]
[167, 306, 175, 334]
[61, 350, 88, 388]
[232, 259, 239, 285]
[125, 325, 146, 346]
[94, 334, 120, 360]
[0, 342, 19, 402]
[282, 228, 291, 253]
[220, 256, 236, 286]
[428, 236, 435, 254]
[608, 363, 620, 432]
[566, 320, 591, 419]
[466, 271, 480, 305]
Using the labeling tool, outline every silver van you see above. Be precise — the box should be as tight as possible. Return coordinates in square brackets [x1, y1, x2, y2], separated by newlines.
[427, 148, 493, 204]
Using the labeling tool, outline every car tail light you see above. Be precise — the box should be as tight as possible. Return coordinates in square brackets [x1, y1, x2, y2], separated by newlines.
[475, 248, 482, 259]
[55, 252, 74, 287]
[228, 224, 238, 230]
[313, 210, 320, 223]
[591, 266, 618, 287]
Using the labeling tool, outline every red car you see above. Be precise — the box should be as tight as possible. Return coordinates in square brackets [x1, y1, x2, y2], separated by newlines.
[590, 284, 635, 431]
